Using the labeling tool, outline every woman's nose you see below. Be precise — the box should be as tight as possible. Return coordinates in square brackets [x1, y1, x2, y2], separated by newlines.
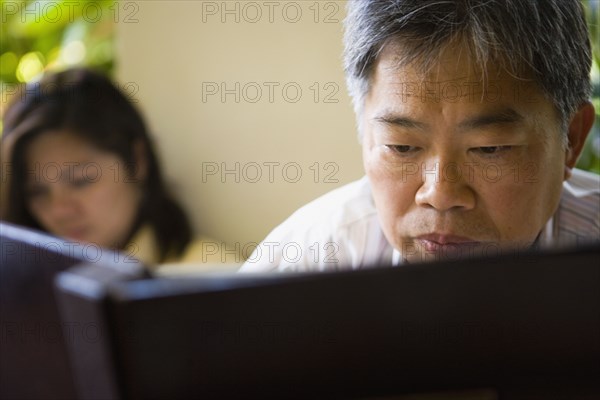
[47, 187, 79, 219]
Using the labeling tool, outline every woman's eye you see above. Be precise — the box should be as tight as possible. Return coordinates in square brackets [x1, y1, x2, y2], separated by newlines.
[26, 185, 48, 199]
[71, 178, 92, 188]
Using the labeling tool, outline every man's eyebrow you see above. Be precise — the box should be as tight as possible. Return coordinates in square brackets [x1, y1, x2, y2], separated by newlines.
[458, 108, 524, 132]
[373, 115, 427, 130]
[373, 108, 525, 132]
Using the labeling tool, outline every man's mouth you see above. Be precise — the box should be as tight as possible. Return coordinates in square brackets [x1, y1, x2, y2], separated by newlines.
[416, 233, 481, 252]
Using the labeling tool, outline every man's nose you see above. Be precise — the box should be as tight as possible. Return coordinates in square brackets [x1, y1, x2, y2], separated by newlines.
[415, 160, 476, 212]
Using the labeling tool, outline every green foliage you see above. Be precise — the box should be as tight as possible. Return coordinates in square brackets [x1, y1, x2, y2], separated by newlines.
[0, 0, 116, 83]
[1, 0, 117, 134]
[578, 0, 600, 173]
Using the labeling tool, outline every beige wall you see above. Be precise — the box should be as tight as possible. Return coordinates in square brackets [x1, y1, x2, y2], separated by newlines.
[115, 1, 363, 249]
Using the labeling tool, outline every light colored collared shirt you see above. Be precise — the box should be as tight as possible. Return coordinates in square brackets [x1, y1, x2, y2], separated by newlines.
[239, 169, 600, 273]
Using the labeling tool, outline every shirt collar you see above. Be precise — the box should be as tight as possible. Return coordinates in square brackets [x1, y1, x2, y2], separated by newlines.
[392, 248, 403, 267]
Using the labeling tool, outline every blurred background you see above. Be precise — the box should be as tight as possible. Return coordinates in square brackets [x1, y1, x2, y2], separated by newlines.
[1, 0, 599, 249]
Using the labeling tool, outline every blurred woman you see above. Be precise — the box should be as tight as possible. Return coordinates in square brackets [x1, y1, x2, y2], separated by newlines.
[1, 68, 220, 268]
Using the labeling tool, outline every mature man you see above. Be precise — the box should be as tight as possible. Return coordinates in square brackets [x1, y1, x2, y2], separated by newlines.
[240, 0, 599, 272]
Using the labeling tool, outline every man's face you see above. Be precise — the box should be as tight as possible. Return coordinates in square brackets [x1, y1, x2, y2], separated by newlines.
[362, 43, 568, 263]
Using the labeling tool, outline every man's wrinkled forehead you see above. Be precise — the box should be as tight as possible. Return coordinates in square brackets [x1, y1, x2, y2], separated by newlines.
[370, 39, 541, 105]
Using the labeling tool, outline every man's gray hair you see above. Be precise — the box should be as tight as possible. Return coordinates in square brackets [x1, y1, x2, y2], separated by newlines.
[344, 0, 593, 140]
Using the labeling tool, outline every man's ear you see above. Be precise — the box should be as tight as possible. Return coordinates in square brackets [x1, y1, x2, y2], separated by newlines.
[132, 139, 149, 183]
[565, 101, 595, 172]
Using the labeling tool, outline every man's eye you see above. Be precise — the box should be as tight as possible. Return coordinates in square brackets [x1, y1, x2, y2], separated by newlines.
[386, 145, 419, 154]
[476, 146, 512, 155]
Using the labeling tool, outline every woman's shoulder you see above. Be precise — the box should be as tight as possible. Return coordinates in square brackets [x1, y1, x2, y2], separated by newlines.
[178, 237, 239, 264]
[157, 236, 242, 275]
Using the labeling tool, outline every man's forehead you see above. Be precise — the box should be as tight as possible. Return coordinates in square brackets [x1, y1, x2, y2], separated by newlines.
[371, 41, 542, 104]
[377, 39, 532, 81]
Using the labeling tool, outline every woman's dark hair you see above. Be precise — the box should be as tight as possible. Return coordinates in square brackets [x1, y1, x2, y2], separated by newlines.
[1, 68, 192, 261]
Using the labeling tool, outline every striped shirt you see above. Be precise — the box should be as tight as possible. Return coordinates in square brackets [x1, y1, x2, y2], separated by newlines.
[537, 168, 600, 249]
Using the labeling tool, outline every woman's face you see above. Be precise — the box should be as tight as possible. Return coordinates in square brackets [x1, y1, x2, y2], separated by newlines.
[24, 130, 144, 249]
